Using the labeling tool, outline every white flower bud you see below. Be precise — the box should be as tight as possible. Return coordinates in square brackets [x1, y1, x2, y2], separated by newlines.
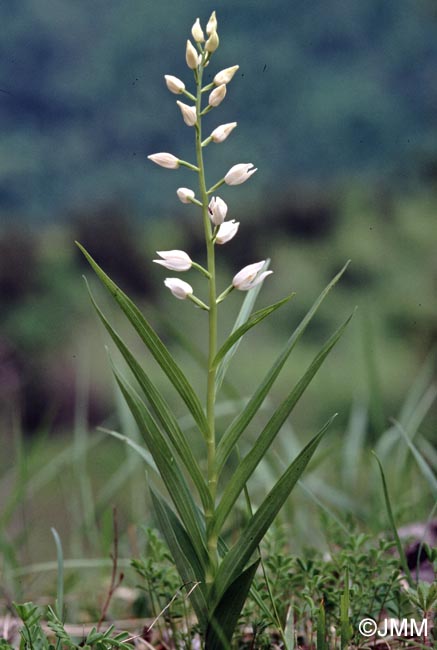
[210, 122, 237, 143]
[208, 196, 228, 225]
[148, 153, 180, 169]
[191, 18, 205, 43]
[216, 220, 239, 244]
[224, 163, 257, 185]
[209, 84, 226, 107]
[213, 65, 239, 86]
[206, 11, 217, 35]
[154, 250, 192, 271]
[232, 261, 273, 291]
[177, 187, 195, 204]
[164, 75, 185, 94]
[186, 40, 200, 69]
[176, 101, 197, 126]
[164, 278, 193, 300]
[205, 29, 219, 53]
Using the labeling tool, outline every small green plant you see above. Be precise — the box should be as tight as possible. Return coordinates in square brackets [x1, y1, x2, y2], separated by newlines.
[78, 10, 351, 648]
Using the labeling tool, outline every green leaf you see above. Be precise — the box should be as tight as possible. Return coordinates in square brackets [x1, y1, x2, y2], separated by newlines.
[372, 452, 414, 587]
[150, 489, 208, 628]
[77, 242, 209, 439]
[113, 368, 208, 568]
[98, 426, 156, 468]
[340, 567, 351, 650]
[211, 416, 335, 606]
[85, 280, 212, 511]
[212, 293, 295, 369]
[317, 601, 326, 650]
[215, 262, 270, 396]
[216, 261, 350, 473]
[393, 419, 437, 498]
[213, 313, 352, 535]
[205, 559, 260, 650]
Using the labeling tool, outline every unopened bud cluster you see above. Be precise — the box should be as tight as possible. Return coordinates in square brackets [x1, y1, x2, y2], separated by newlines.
[148, 11, 272, 305]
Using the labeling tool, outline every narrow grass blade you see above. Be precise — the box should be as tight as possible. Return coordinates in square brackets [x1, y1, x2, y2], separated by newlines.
[216, 308, 353, 487]
[215, 261, 270, 396]
[212, 293, 295, 369]
[51, 528, 64, 620]
[98, 427, 156, 468]
[392, 419, 437, 498]
[150, 489, 208, 628]
[113, 369, 208, 567]
[86, 282, 211, 511]
[205, 559, 260, 650]
[216, 262, 350, 472]
[372, 452, 414, 587]
[212, 416, 335, 606]
[77, 243, 209, 438]
[317, 601, 326, 650]
[340, 567, 351, 650]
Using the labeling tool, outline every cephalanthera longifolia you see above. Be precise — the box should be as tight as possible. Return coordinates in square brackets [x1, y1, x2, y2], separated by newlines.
[78, 11, 351, 648]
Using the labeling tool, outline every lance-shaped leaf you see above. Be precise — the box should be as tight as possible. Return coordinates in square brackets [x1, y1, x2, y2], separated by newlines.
[212, 293, 295, 369]
[77, 243, 209, 439]
[205, 559, 260, 650]
[86, 280, 212, 511]
[211, 416, 335, 607]
[151, 490, 208, 628]
[113, 369, 208, 568]
[216, 261, 350, 474]
[212, 312, 353, 536]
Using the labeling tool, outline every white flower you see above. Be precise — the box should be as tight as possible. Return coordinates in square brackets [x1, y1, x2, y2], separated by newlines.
[224, 163, 257, 185]
[210, 122, 237, 143]
[205, 30, 219, 53]
[148, 153, 180, 169]
[176, 101, 197, 126]
[191, 18, 204, 43]
[209, 84, 226, 107]
[213, 65, 239, 86]
[164, 75, 185, 94]
[232, 261, 273, 291]
[208, 196, 228, 225]
[177, 187, 195, 204]
[186, 40, 200, 69]
[154, 250, 192, 271]
[216, 220, 239, 244]
[164, 278, 193, 300]
[206, 10, 217, 35]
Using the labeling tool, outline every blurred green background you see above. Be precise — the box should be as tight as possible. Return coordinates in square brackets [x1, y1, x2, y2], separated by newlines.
[1, 0, 436, 578]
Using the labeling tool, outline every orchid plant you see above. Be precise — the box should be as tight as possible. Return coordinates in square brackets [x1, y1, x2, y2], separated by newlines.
[78, 11, 351, 649]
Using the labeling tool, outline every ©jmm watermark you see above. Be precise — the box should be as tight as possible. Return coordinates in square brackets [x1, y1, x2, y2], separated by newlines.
[359, 618, 428, 638]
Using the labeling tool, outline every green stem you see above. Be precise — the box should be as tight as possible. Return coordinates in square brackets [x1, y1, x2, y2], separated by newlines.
[195, 60, 218, 585]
